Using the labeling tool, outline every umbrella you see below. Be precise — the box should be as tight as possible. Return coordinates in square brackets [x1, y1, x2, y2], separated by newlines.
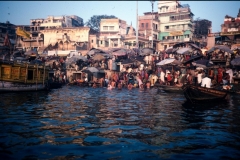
[156, 58, 181, 66]
[183, 55, 203, 64]
[139, 48, 155, 56]
[165, 47, 173, 54]
[87, 48, 106, 56]
[231, 57, 240, 66]
[91, 54, 106, 61]
[65, 55, 87, 65]
[207, 45, 233, 54]
[176, 47, 191, 54]
[121, 58, 134, 65]
[189, 43, 201, 50]
[192, 59, 214, 68]
[111, 49, 127, 56]
[81, 67, 99, 73]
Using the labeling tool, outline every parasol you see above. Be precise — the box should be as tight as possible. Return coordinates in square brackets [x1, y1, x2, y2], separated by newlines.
[231, 57, 240, 66]
[81, 67, 99, 73]
[176, 47, 191, 54]
[139, 48, 155, 56]
[156, 58, 181, 66]
[192, 59, 214, 68]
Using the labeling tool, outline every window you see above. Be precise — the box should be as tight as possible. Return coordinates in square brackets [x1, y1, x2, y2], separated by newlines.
[101, 41, 102, 44]
[92, 40, 94, 43]
[109, 26, 114, 30]
[146, 23, 148, 29]
[141, 23, 144, 28]
[165, 26, 169, 29]
[103, 26, 108, 30]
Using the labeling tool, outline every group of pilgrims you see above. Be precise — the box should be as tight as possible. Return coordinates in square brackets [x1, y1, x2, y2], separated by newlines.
[59, 42, 240, 91]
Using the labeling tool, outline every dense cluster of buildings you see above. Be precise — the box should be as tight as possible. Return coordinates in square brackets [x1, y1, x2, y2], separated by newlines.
[0, 1, 240, 53]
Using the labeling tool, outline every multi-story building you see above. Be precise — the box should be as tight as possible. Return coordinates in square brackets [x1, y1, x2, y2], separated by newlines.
[41, 27, 97, 51]
[220, 9, 240, 45]
[98, 18, 154, 50]
[16, 15, 84, 51]
[193, 19, 212, 47]
[158, 1, 194, 50]
[138, 12, 160, 49]
[0, 21, 16, 47]
[99, 18, 127, 48]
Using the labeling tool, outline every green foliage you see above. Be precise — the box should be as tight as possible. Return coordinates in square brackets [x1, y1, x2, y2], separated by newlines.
[85, 15, 117, 32]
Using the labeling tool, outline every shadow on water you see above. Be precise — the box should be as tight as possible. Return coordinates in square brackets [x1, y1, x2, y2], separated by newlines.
[0, 86, 240, 159]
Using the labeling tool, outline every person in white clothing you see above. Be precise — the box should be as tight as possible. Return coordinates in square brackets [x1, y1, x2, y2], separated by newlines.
[226, 67, 233, 83]
[201, 76, 211, 88]
[197, 70, 203, 85]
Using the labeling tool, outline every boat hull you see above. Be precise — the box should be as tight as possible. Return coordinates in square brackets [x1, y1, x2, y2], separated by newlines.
[0, 81, 48, 92]
[182, 85, 229, 104]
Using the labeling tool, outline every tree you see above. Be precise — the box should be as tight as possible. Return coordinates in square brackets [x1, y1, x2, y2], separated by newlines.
[85, 15, 117, 32]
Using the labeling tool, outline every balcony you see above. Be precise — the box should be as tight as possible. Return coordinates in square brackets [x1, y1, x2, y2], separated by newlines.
[22, 37, 43, 42]
[161, 38, 190, 43]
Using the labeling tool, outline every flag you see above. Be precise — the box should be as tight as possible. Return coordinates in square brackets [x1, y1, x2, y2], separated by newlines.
[3, 33, 11, 47]
[16, 27, 30, 39]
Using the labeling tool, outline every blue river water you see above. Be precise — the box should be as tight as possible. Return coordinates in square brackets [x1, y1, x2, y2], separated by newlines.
[0, 86, 240, 159]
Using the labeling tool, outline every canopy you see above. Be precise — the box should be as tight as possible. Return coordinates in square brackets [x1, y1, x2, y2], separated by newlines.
[91, 54, 107, 61]
[183, 55, 203, 64]
[111, 49, 127, 56]
[207, 45, 233, 54]
[156, 58, 181, 66]
[81, 67, 99, 73]
[192, 59, 214, 68]
[176, 47, 191, 54]
[231, 57, 240, 66]
[139, 48, 155, 56]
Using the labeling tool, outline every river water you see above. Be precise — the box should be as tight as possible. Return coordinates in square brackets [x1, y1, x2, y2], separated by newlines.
[0, 86, 240, 159]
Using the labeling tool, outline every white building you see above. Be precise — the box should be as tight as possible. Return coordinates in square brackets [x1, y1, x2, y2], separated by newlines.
[99, 18, 128, 48]
[158, 1, 194, 50]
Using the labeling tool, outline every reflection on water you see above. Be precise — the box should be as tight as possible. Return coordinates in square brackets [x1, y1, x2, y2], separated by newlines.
[0, 86, 240, 159]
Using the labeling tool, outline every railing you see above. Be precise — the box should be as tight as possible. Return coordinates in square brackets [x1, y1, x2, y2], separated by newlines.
[161, 38, 190, 42]
[164, 27, 192, 32]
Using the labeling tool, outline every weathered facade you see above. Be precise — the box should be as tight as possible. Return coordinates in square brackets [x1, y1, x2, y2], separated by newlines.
[158, 1, 194, 50]
[41, 27, 96, 51]
[138, 12, 160, 49]
[15, 15, 84, 52]
[220, 9, 240, 45]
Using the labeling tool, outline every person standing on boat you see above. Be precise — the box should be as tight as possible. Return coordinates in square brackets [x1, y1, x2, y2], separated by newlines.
[160, 68, 165, 85]
[197, 70, 203, 86]
[217, 66, 223, 84]
[226, 67, 233, 83]
[201, 76, 211, 88]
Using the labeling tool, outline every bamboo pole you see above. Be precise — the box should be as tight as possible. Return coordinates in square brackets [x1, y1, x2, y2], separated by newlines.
[43, 65, 45, 85]
[36, 65, 38, 90]
[25, 63, 28, 83]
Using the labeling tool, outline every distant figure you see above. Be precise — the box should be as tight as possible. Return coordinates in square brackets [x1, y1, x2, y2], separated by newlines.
[146, 81, 151, 89]
[117, 83, 122, 90]
[128, 83, 133, 90]
[92, 82, 97, 88]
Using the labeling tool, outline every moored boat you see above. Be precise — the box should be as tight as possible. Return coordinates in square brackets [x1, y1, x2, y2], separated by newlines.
[0, 60, 50, 92]
[182, 85, 229, 104]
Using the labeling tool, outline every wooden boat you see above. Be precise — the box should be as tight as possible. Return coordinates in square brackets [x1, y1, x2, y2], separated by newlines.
[0, 60, 50, 92]
[158, 85, 183, 93]
[182, 85, 229, 104]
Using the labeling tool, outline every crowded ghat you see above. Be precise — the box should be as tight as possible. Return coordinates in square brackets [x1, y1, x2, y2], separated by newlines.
[40, 42, 240, 92]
